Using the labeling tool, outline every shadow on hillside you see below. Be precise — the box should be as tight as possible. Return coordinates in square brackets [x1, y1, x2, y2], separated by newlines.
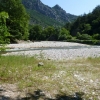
[0, 89, 84, 100]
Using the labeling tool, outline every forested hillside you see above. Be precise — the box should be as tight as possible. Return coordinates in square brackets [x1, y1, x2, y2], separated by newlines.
[64, 5, 100, 44]
[28, 5, 100, 45]
[66, 5, 100, 37]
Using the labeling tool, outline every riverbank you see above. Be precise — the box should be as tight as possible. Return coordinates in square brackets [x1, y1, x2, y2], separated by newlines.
[0, 41, 100, 99]
[7, 41, 88, 48]
[0, 55, 100, 100]
[4, 41, 100, 60]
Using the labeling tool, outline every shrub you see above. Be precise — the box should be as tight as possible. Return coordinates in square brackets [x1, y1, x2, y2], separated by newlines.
[92, 33, 100, 40]
[77, 33, 92, 40]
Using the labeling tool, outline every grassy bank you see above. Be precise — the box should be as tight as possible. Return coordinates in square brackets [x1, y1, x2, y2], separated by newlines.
[0, 55, 100, 99]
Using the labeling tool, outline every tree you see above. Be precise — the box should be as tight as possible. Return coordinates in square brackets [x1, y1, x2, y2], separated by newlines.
[29, 25, 42, 41]
[0, 11, 10, 52]
[0, 12, 10, 44]
[77, 33, 92, 40]
[92, 5, 100, 16]
[67, 5, 100, 37]
[58, 28, 70, 40]
[92, 33, 100, 40]
[42, 26, 55, 40]
[82, 24, 91, 34]
[0, 0, 29, 42]
[64, 22, 72, 31]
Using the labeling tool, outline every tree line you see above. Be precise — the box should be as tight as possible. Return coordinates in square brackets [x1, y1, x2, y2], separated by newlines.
[0, 0, 100, 45]
[29, 5, 100, 45]
[64, 5, 100, 44]
[29, 25, 71, 41]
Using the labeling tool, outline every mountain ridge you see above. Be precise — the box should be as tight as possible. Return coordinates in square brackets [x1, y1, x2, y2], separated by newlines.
[22, 0, 77, 26]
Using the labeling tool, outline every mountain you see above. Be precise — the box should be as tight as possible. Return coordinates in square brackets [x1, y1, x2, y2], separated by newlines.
[22, 0, 77, 26]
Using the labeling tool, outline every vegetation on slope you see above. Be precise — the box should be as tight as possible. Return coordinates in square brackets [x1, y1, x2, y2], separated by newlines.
[22, 0, 77, 27]
[27, 9, 63, 27]
[27, 5, 100, 45]
[64, 5, 100, 44]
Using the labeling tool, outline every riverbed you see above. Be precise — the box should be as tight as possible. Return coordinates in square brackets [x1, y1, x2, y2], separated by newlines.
[3, 41, 100, 60]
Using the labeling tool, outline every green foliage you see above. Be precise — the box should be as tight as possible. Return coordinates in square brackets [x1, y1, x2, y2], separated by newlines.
[43, 26, 56, 40]
[64, 5, 100, 45]
[29, 25, 42, 40]
[27, 9, 63, 27]
[76, 32, 92, 40]
[82, 24, 91, 33]
[0, 11, 10, 44]
[92, 33, 100, 40]
[0, 55, 100, 99]
[29, 25, 72, 41]
[42, 26, 61, 41]
[58, 28, 71, 40]
[0, 0, 29, 41]
[0, 11, 10, 53]
[92, 5, 100, 15]
[64, 23, 72, 31]
[65, 5, 100, 37]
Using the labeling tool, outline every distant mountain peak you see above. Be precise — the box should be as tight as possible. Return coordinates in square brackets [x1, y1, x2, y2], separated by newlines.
[22, 0, 77, 26]
[53, 4, 62, 10]
[52, 4, 67, 14]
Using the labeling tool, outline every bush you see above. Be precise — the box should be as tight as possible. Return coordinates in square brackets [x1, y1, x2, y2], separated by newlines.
[77, 33, 92, 40]
[58, 28, 70, 40]
[92, 33, 100, 40]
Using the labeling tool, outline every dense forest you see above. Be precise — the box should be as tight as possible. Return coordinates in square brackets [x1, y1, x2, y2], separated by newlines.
[64, 5, 100, 44]
[0, 0, 100, 45]
[0, 0, 29, 44]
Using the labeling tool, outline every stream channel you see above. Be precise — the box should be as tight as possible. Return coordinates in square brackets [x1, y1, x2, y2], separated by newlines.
[6, 45, 100, 53]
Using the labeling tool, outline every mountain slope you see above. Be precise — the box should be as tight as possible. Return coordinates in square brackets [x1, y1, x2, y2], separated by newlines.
[22, 0, 77, 26]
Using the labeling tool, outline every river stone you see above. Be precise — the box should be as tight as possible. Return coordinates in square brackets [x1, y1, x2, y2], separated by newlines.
[38, 62, 44, 67]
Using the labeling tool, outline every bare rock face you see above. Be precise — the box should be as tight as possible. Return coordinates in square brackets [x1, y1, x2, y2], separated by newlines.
[22, 0, 77, 24]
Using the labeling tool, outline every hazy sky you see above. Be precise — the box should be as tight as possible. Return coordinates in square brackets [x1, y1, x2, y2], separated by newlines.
[41, 0, 100, 15]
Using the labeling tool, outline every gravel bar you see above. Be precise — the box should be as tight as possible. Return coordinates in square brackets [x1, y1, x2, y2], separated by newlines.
[3, 41, 100, 60]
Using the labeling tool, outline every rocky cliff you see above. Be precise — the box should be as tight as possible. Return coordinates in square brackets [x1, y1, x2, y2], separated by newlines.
[22, 0, 77, 26]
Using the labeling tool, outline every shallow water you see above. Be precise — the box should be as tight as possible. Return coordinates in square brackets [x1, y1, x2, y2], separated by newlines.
[6, 45, 100, 52]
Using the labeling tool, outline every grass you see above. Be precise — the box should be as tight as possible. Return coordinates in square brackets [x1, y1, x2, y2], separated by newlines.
[0, 55, 100, 99]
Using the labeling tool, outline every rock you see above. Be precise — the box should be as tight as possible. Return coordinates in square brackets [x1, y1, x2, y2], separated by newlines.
[38, 62, 44, 67]
[27, 40, 31, 42]
[34, 89, 45, 96]
[48, 58, 51, 60]
[0, 88, 4, 92]
[22, 0, 77, 25]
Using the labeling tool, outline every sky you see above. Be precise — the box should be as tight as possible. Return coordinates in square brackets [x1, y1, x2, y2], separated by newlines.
[41, 0, 100, 15]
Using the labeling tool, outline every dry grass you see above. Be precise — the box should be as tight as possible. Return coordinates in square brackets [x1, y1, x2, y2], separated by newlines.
[0, 55, 100, 99]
